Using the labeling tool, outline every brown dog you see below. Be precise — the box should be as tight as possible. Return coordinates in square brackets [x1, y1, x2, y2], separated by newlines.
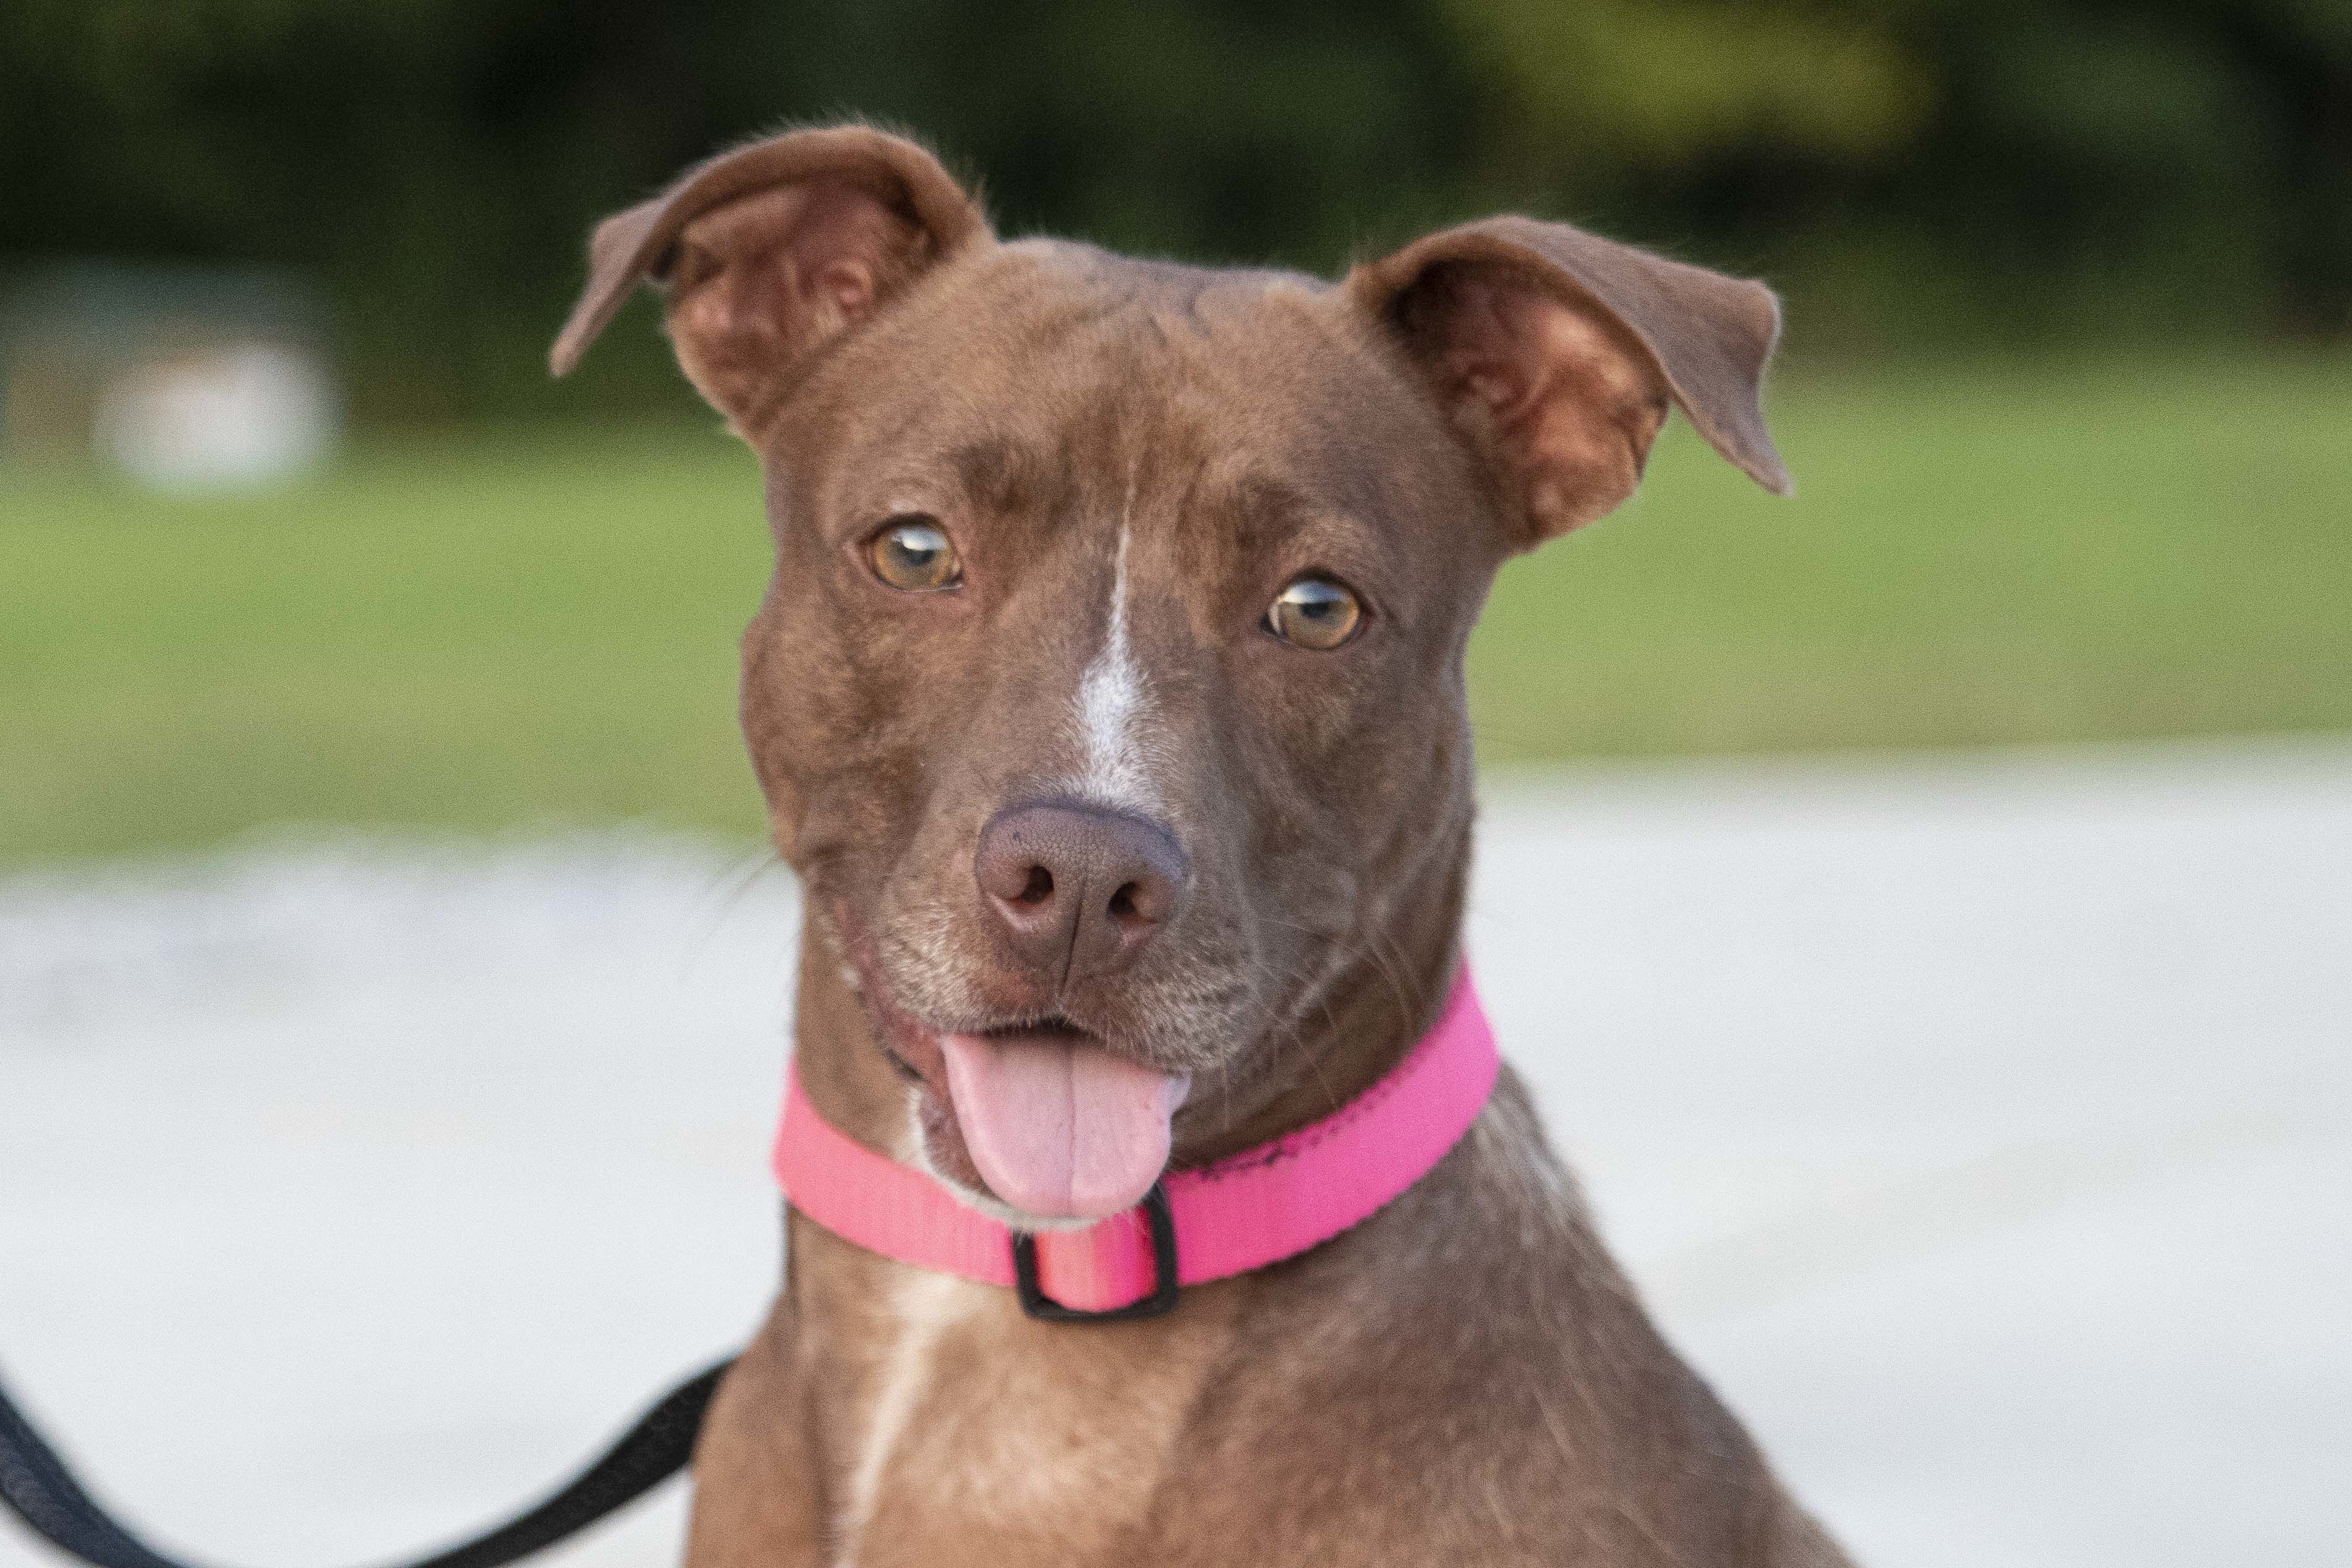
[553, 124, 1850, 1567]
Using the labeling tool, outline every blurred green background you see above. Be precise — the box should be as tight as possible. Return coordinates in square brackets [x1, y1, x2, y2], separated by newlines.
[4, 1, 2350, 864]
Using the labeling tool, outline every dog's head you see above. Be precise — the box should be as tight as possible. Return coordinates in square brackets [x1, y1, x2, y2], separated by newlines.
[555, 126, 1786, 1226]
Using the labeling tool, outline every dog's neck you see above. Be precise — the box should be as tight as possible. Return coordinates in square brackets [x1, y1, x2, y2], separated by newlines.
[789, 813, 1473, 1183]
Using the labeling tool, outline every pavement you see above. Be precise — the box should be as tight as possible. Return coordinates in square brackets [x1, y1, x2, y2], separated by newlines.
[3, 739, 2347, 1568]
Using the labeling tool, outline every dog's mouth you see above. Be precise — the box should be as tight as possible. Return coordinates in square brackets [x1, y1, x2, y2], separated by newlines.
[857, 957, 1191, 1225]
[934, 1020, 1190, 1224]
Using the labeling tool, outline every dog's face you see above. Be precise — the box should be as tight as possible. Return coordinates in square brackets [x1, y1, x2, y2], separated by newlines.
[555, 127, 1786, 1224]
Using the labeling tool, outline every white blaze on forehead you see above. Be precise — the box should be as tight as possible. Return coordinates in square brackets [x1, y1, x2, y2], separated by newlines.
[1072, 511, 1158, 807]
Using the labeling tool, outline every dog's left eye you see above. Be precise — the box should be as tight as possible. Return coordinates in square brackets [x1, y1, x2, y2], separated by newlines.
[867, 516, 963, 592]
[1267, 577, 1363, 650]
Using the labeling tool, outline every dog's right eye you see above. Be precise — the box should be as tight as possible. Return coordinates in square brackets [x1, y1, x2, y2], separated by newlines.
[866, 516, 963, 592]
[1267, 576, 1363, 650]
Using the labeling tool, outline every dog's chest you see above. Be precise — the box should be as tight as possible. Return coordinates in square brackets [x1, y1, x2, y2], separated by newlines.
[820, 1269, 1237, 1567]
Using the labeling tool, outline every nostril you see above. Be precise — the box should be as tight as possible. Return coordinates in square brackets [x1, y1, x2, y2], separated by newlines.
[1108, 876, 1173, 928]
[1012, 865, 1054, 908]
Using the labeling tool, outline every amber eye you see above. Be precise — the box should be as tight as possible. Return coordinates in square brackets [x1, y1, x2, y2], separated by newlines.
[1267, 576, 1363, 650]
[866, 515, 961, 592]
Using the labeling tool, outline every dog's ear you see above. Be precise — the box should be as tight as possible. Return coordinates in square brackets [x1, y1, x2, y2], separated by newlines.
[1348, 216, 1789, 543]
[549, 125, 989, 430]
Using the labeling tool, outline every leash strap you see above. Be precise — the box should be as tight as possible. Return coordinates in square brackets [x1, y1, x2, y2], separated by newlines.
[0, 1357, 731, 1568]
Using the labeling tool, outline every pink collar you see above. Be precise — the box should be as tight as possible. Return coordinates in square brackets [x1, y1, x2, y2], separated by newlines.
[771, 966, 1499, 1320]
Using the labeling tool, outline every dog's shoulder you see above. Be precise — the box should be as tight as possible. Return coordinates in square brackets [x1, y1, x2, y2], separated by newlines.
[1139, 1069, 1838, 1564]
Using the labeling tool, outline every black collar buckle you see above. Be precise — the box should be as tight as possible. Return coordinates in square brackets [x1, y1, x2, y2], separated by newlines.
[1011, 1182, 1180, 1323]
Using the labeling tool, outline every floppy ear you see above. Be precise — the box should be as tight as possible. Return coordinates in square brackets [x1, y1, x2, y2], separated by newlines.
[549, 124, 990, 432]
[1348, 216, 1789, 543]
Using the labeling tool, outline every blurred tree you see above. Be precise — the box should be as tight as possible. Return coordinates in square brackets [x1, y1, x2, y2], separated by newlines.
[2, 0, 2343, 421]
[1438, 0, 1934, 164]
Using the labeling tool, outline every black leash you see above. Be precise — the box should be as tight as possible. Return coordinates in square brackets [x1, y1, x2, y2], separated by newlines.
[0, 1357, 731, 1568]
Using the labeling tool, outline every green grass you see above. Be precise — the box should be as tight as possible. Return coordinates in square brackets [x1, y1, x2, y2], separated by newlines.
[5, 356, 2350, 866]
[2, 431, 775, 863]
[1470, 354, 2352, 761]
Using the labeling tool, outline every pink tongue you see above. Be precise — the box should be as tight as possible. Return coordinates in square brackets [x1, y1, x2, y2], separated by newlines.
[940, 1033, 1188, 1222]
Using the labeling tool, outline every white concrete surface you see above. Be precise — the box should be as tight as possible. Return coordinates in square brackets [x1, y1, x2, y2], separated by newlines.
[2, 741, 2348, 1567]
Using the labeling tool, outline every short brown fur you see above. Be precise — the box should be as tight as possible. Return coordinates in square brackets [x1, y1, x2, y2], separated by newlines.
[555, 124, 1846, 1567]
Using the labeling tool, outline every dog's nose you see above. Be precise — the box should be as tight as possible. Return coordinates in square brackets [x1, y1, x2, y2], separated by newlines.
[974, 802, 1187, 982]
